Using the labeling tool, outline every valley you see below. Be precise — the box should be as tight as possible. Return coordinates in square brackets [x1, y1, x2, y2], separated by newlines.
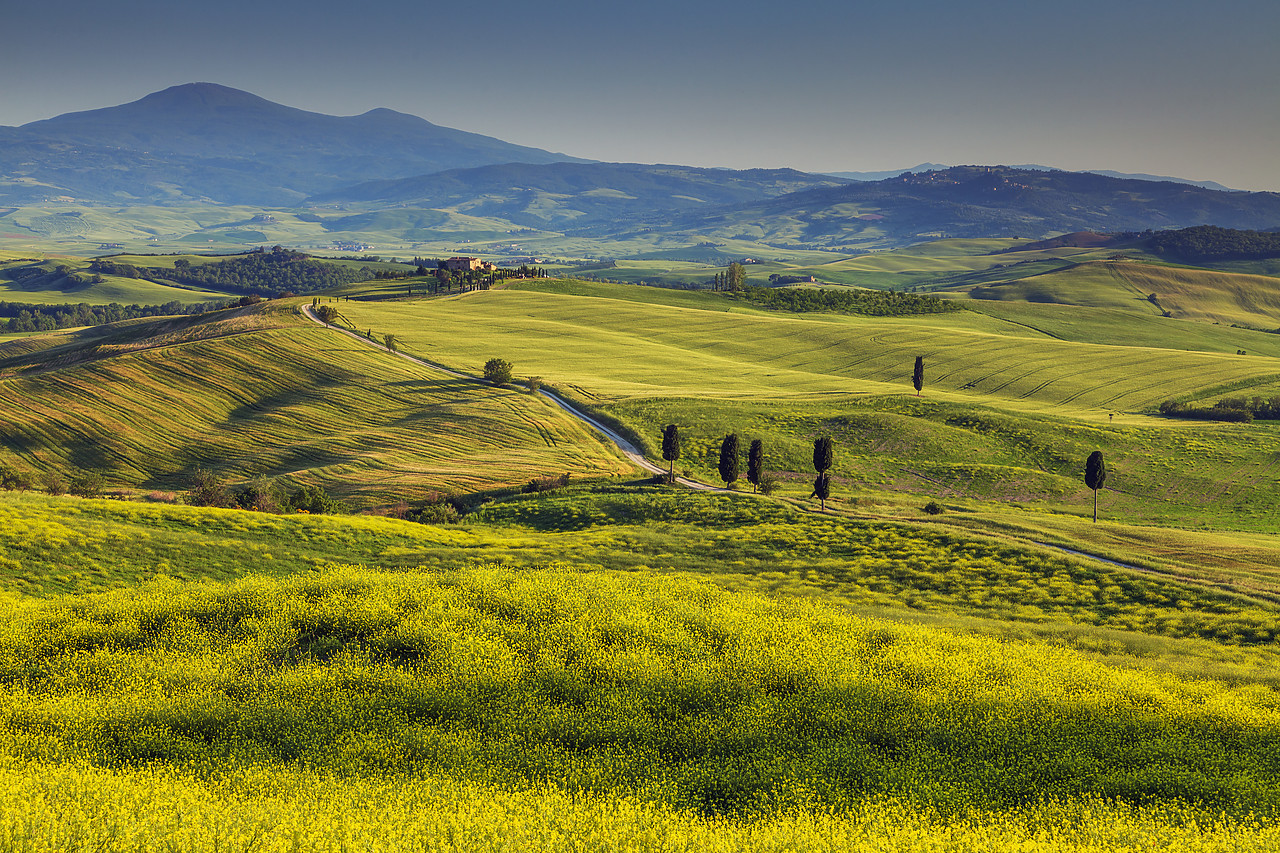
[2, 83, 1280, 852]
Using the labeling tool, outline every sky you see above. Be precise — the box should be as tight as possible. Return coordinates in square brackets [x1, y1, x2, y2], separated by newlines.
[3, 0, 1278, 190]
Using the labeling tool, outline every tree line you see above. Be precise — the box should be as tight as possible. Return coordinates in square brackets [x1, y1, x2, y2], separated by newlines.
[1140, 225, 1280, 263]
[0, 299, 232, 333]
[1158, 396, 1280, 423]
[728, 285, 963, 316]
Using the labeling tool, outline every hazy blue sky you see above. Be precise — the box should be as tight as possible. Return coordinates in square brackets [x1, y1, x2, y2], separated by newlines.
[4, 0, 1277, 189]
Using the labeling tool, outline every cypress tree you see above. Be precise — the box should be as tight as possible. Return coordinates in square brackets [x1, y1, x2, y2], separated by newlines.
[747, 439, 764, 493]
[812, 471, 830, 510]
[661, 424, 681, 484]
[812, 437, 833, 509]
[718, 433, 740, 487]
[813, 436, 833, 477]
[1085, 450, 1107, 522]
[913, 355, 924, 396]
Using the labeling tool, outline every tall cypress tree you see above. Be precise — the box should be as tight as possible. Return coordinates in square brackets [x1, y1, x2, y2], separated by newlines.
[913, 355, 924, 396]
[1085, 450, 1107, 522]
[718, 433, 740, 487]
[661, 424, 681, 484]
[812, 437, 833, 510]
[812, 471, 830, 510]
[747, 439, 764, 493]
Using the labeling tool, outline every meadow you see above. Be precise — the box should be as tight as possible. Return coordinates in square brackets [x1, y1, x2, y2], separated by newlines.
[0, 300, 631, 504]
[331, 277, 1280, 537]
[0, 489, 1278, 850]
[5, 240, 1280, 850]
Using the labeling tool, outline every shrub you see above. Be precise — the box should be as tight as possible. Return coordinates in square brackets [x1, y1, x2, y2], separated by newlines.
[757, 474, 781, 496]
[923, 501, 944, 515]
[289, 484, 342, 515]
[526, 376, 543, 394]
[0, 465, 33, 492]
[187, 470, 234, 508]
[484, 358, 514, 386]
[232, 477, 285, 513]
[408, 502, 460, 524]
[41, 472, 66, 496]
[68, 471, 105, 498]
[521, 473, 572, 494]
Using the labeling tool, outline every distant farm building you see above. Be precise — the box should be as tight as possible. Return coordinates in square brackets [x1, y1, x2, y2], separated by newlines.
[444, 256, 496, 272]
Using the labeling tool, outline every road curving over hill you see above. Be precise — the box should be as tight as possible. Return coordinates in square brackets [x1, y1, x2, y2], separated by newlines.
[300, 303, 722, 491]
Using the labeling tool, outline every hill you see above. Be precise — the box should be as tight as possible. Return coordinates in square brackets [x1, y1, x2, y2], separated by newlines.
[648, 166, 1280, 251]
[0, 485, 1277, 848]
[0, 299, 630, 502]
[966, 258, 1280, 326]
[0, 83, 584, 205]
[310, 162, 850, 230]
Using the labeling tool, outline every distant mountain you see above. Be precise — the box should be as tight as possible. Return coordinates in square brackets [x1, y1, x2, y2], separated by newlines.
[312, 162, 851, 229]
[645, 166, 1280, 250]
[830, 163, 1236, 192]
[1010, 165, 1236, 193]
[0, 83, 584, 205]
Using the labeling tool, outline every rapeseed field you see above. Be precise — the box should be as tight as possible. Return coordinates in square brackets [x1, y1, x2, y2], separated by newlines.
[0, 512, 1276, 850]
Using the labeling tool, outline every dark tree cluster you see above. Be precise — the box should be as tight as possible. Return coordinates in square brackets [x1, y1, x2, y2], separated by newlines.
[729, 285, 962, 316]
[1158, 395, 1280, 423]
[710, 262, 747, 292]
[92, 248, 380, 297]
[0, 300, 225, 332]
[811, 437, 833, 510]
[664, 427, 775, 495]
[1085, 451, 1107, 523]
[1143, 225, 1280, 263]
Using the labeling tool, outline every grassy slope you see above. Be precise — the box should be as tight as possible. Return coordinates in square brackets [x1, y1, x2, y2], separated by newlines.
[340, 285, 1280, 413]
[331, 278, 1280, 536]
[0, 300, 630, 504]
[0, 489, 1277, 848]
[5, 237, 1280, 847]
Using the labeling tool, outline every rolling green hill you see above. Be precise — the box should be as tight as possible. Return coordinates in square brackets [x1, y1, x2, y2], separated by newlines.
[0, 299, 630, 503]
[328, 278, 1280, 532]
[0, 485, 1277, 849]
[3, 239, 1280, 849]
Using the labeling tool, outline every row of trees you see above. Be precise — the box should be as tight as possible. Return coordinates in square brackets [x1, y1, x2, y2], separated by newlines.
[1142, 225, 1280, 263]
[659, 424, 1110, 520]
[1, 463, 105, 498]
[0, 300, 227, 333]
[729, 286, 962, 317]
[708, 262, 747, 292]
[1158, 396, 1280, 423]
[187, 470, 342, 514]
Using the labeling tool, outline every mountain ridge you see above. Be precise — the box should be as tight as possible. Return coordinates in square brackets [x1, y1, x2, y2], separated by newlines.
[1, 83, 586, 204]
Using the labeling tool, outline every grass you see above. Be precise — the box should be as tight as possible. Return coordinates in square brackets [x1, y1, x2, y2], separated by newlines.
[0, 300, 631, 505]
[338, 284, 1280, 415]
[5, 236, 1280, 848]
[327, 279, 1280, 535]
[0, 498, 1276, 847]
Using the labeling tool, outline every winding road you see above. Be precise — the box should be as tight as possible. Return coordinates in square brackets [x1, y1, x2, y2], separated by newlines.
[300, 302, 1240, 592]
[300, 303, 721, 490]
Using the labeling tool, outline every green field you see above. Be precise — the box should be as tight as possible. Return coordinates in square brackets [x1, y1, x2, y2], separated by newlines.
[0, 488, 1278, 849]
[4, 237, 1280, 849]
[0, 300, 630, 504]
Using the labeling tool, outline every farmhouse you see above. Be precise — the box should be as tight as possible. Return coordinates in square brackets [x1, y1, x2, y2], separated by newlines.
[444, 256, 496, 272]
